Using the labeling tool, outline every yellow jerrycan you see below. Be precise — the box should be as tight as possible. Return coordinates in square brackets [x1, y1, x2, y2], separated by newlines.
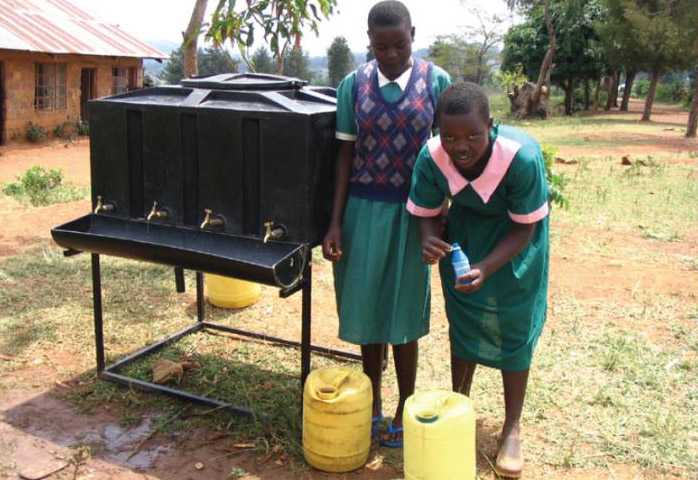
[205, 274, 261, 309]
[303, 367, 372, 473]
[404, 390, 476, 480]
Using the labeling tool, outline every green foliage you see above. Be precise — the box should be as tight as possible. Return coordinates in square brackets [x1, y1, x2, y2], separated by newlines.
[541, 144, 569, 208]
[326, 36, 354, 88]
[207, 0, 338, 72]
[282, 46, 311, 81]
[160, 47, 239, 84]
[77, 121, 89, 137]
[427, 34, 497, 84]
[1, 166, 88, 206]
[53, 121, 78, 141]
[250, 46, 275, 74]
[633, 78, 650, 97]
[496, 64, 529, 92]
[3, 166, 59, 206]
[655, 80, 690, 104]
[25, 122, 48, 143]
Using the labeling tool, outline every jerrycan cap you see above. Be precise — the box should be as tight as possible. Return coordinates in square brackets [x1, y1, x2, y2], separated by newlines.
[416, 410, 439, 423]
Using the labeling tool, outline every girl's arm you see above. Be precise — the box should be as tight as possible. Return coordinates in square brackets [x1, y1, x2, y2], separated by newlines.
[322, 141, 354, 262]
[456, 222, 536, 293]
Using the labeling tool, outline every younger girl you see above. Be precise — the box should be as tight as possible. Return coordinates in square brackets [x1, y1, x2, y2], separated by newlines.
[407, 82, 549, 478]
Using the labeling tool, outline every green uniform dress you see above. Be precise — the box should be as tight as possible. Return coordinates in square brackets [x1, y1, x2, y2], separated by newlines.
[333, 61, 451, 345]
[407, 125, 550, 370]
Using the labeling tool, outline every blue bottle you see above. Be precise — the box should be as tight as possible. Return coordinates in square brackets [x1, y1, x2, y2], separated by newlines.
[451, 243, 471, 285]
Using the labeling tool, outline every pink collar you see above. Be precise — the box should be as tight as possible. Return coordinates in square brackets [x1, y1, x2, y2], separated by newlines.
[427, 135, 522, 204]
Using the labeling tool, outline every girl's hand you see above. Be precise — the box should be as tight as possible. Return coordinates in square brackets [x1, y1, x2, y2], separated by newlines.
[322, 224, 343, 262]
[422, 236, 451, 264]
[454, 263, 488, 294]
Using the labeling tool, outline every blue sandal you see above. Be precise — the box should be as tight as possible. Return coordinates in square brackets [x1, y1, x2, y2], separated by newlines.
[380, 423, 404, 448]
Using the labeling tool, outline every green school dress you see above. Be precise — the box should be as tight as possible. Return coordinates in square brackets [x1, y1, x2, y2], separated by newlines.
[333, 61, 451, 345]
[407, 125, 550, 370]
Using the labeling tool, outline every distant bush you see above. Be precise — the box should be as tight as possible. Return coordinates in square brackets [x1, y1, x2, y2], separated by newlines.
[77, 121, 90, 136]
[541, 144, 569, 208]
[2, 166, 87, 206]
[53, 121, 79, 141]
[633, 79, 650, 98]
[25, 122, 48, 143]
[656, 81, 689, 104]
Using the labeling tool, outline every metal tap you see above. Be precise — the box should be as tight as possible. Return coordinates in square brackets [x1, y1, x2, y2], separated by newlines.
[263, 221, 286, 244]
[200, 209, 224, 230]
[146, 201, 169, 222]
[93, 195, 115, 214]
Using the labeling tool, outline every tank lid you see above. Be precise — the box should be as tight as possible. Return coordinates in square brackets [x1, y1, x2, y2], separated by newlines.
[180, 72, 308, 91]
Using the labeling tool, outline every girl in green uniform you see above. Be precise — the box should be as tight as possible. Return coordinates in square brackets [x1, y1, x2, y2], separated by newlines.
[322, 1, 450, 448]
[407, 82, 549, 478]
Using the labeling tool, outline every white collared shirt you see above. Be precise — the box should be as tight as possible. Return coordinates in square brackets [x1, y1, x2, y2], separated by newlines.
[376, 59, 414, 90]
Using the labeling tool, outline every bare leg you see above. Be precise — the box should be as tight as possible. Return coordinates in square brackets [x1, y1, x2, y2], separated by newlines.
[451, 355, 477, 396]
[496, 369, 529, 478]
[361, 343, 385, 418]
[381, 340, 418, 444]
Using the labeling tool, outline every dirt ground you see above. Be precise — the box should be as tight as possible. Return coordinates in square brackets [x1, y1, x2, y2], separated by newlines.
[1, 101, 697, 480]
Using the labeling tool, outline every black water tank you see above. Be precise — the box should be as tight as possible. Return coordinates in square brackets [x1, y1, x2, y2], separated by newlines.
[88, 73, 337, 245]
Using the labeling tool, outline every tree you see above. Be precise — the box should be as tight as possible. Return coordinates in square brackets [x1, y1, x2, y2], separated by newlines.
[182, 0, 209, 78]
[283, 46, 312, 81]
[504, 0, 557, 118]
[207, 0, 338, 74]
[250, 46, 275, 74]
[327, 36, 354, 87]
[611, 0, 698, 121]
[160, 47, 239, 84]
[463, 7, 506, 85]
[502, 0, 606, 115]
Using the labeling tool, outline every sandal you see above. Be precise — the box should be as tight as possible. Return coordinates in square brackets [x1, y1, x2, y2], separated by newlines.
[379, 422, 403, 448]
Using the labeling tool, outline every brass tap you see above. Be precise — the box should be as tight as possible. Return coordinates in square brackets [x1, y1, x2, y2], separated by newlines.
[200, 208, 224, 230]
[94, 195, 115, 214]
[146, 201, 168, 222]
[263, 221, 285, 244]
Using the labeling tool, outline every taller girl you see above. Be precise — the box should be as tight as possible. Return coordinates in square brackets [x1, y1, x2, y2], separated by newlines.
[322, 0, 450, 447]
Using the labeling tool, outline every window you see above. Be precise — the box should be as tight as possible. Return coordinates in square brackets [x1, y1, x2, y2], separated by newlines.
[112, 67, 128, 94]
[34, 63, 67, 111]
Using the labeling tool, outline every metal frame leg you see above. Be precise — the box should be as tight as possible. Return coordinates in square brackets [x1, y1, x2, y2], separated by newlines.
[92, 254, 105, 373]
[196, 271, 204, 322]
[301, 263, 311, 387]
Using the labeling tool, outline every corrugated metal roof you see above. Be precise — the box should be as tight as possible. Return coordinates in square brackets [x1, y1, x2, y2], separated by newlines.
[0, 0, 168, 59]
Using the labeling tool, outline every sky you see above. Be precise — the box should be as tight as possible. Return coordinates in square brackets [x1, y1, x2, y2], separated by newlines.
[70, 0, 516, 57]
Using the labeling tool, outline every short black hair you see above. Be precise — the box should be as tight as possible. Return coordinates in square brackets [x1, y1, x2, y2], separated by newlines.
[437, 82, 490, 123]
[368, 1, 412, 30]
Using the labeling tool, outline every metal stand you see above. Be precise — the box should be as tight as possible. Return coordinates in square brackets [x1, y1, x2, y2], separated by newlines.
[87, 252, 359, 416]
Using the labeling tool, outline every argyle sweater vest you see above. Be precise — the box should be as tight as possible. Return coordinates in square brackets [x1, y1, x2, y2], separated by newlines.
[348, 59, 436, 202]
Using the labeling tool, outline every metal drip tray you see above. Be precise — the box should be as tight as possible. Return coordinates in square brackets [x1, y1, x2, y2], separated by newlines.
[51, 214, 307, 287]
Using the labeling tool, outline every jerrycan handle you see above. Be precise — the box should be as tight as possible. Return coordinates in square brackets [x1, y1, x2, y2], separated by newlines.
[316, 371, 351, 400]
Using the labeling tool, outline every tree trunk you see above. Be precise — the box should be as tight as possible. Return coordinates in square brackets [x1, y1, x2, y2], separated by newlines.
[687, 79, 698, 138]
[583, 78, 589, 110]
[182, 0, 209, 78]
[605, 71, 617, 111]
[642, 70, 660, 122]
[524, 0, 555, 118]
[621, 70, 636, 112]
[611, 71, 620, 108]
[593, 77, 601, 112]
[564, 79, 574, 116]
[512, 0, 556, 118]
